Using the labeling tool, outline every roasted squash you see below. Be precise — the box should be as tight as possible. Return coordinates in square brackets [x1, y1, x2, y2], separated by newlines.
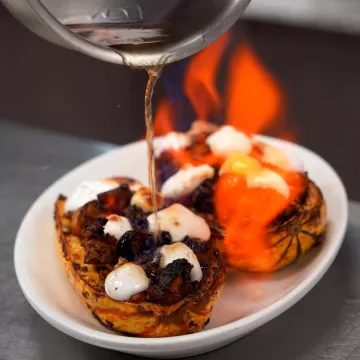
[54, 179, 225, 337]
[155, 124, 327, 272]
[212, 179, 326, 272]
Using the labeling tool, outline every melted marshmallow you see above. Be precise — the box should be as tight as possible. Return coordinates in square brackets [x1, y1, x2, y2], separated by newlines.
[256, 141, 303, 171]
[247, 169, 290, 198]
[131, 187, 163, 212]
[160, 243, 202, 282]
[65, 179, 119, 212]
[105, 263, 150, 301]
[161, 165, 214, 199]
[220, 155, 290, 198]
[155, 132, 190, 157]
[104, 214, 133, 240]
[206, 125, 252, 157]
[128, 182, 143, 192]
[147, 204, 211, 242]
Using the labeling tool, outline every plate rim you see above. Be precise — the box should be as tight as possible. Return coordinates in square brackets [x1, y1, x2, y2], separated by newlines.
[14, 136, 348, 349]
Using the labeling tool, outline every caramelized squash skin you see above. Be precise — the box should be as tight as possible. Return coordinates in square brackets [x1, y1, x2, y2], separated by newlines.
[55, 199, 225, 337]
[213, 180, 327, 272]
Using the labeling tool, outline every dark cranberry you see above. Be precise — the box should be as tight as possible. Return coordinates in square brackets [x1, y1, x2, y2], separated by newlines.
[159, 231, 172, 246]
[156, 152, 179, 187]
[192, 179, 214, 214]
[117, 230, 145, 260]
[144, 233, 156, 250]
[125, 205, 148, 220]
[131, 218, 149, 231]
[117, 230, 155, 260]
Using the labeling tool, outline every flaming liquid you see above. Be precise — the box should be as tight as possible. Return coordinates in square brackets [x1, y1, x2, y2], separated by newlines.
[150, 32, 304, 270]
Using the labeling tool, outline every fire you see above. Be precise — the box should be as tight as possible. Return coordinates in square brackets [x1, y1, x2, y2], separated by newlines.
[215, 154, 303, 271]
[153, 32, 303, 271]
[226, 44, 283, 134]
[153, 98, 174, 136]
[184, 32, 230, 121]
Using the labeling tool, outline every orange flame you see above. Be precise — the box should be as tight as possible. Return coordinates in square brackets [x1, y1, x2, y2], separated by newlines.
[152, 34, 302, 271]
[184, 32, 230, 121]
[153, 98, 174, 136]
[215, 155, 304, 271]
[226, 44, 283, 134]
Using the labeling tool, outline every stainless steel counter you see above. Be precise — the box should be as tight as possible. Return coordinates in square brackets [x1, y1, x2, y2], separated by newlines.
[0, 119, 359, 360]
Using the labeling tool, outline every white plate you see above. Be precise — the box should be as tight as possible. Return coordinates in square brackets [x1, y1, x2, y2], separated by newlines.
[14, 137, 348, 358]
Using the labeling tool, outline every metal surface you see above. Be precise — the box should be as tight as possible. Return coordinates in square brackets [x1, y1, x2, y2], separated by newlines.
[1, 0, 251, 66]
[0, 118, 360, 360]
[244, 0, 360, 34]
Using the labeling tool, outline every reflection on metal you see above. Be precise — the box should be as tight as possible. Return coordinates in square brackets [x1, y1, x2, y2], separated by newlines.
[1, 0, 251, 66]
[245, 0, 360, 34]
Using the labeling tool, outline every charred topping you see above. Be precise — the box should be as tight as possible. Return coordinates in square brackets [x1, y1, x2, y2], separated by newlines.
[158, 259, 193, 288]
[84, 239, 117, 265]
[69, 184, 135, 236]
[71, 200, 99, 234]
[155, 151, 179, 187]
[117, 230, 172, 261]
[146, 259, 196, 306]
[117, 230, 152, 261]
[82, 217, 107, 239]
[191, 179, 215, 214]
[81, 217, 118, 265]
[183, 237, 210, 253]
[123, 205, 149, 230]
[97, 184, 133, 214]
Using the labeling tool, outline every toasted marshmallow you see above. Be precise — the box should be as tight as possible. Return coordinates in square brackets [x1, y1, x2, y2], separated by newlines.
[103, 214, 133, 240]
[256, 141, 303, 171]
[247, 169, 290, 198]
[220, 154, 261, 176]
[220, 154, 290, 198]
[131, 187, 163, 212]
[147, 204, 211, 242]
[128, 182, 143, 192]
[161, 165, 215, 199]
[65, 179, 119, 212]
[206, 125, 252, 157]
[160, 243, 202, 282]
[155, 132, 190, 157]
[105, 263, 150, 301]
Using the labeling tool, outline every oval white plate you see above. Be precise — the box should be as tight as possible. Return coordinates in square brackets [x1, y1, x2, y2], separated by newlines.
[14, 137, 348, 358]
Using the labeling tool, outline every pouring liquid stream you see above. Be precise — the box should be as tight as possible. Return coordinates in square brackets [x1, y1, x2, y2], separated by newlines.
[145, 66, 163, 240]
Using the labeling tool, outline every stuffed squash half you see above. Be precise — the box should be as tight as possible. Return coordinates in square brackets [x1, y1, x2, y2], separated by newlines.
[55, 177, 225, 337]
[155, 122, 327, 272]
